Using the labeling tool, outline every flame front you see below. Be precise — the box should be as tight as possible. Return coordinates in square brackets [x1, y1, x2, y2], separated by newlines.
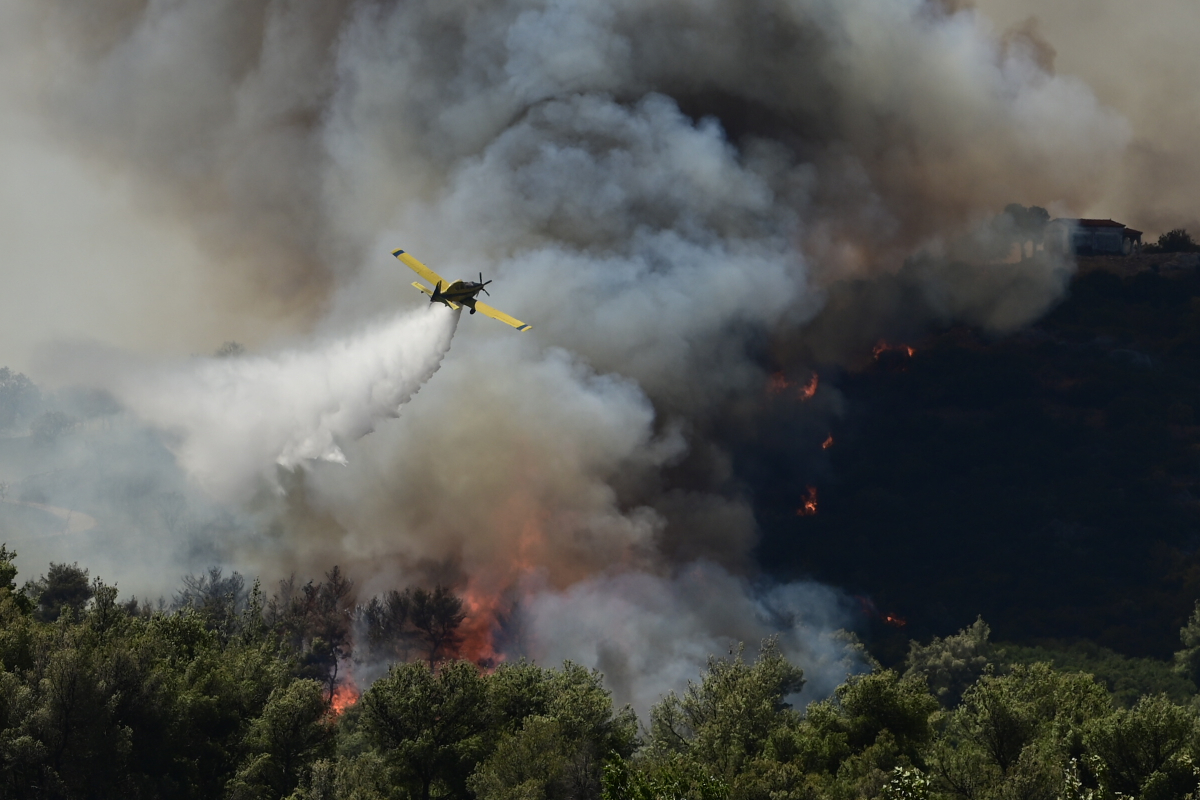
[821, 434, 834, 450]
[796, 486, 819, 516]
[459, 583, 507, 668]
[330, 682, 360, 715]
[799, 372, 819, 401]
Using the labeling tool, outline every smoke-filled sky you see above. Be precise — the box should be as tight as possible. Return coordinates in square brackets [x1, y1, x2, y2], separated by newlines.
[0, 0, 1192, 711]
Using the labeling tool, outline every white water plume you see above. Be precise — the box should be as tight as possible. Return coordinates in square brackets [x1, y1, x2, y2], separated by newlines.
[96, 305, 459, 501]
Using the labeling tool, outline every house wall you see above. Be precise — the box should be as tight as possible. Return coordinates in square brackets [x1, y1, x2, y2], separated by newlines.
[1073, 228, 1124, 254]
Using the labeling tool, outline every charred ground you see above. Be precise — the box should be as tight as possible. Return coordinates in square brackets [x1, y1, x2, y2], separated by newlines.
[754, 256, 1200, 662]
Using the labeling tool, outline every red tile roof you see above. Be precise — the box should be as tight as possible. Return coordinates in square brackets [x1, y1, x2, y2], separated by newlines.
[1066, 218, 1127, 228]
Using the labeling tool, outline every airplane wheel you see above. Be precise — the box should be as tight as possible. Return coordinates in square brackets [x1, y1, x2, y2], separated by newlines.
[470, 308, 476, 314]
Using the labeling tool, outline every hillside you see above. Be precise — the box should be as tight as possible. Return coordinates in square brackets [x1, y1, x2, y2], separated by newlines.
[756, 258, 1200, 660]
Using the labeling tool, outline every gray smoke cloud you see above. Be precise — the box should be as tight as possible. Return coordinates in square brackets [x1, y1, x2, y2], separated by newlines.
[974, 0, 1200, 240]
[0, 0, 1145, 709]
[518, 564, 861, 717]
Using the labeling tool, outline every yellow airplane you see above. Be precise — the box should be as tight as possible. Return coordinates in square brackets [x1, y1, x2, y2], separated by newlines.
[393, 249, 532, 332]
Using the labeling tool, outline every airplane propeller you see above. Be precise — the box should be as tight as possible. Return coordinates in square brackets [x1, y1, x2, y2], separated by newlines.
[479, 272, 492, 296]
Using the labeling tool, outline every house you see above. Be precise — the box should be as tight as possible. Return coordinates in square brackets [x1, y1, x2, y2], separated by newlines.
[1045, 218, 1143, 255]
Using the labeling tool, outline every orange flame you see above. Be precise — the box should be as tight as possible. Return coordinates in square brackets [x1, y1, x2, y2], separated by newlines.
[855, 595, 907, 628]
[796, 486, 819, 516]
[767, 372, 792, 395]
[873, 341, 916, 360]
[821, 434, 834, 450]
[458, 583, 506, 669]
[798, 372, 819, 401]
[329, 682, 360, 715]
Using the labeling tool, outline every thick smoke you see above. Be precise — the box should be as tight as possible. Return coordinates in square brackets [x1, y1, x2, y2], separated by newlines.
[975, 0, 1200, 239]
[0, 0, 1140, 708]
[518, 564, 860, 717]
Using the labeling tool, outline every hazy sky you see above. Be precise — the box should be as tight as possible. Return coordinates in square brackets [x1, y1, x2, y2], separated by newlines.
[975, 0, 1200, 236]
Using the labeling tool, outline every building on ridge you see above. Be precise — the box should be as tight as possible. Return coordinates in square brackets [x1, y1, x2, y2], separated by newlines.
[1046, 218, 1143, 255]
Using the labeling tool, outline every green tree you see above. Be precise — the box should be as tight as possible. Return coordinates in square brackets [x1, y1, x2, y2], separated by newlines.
[469, 716, 572, 800]
[475, 660, 637, 800]
[227, 679, 334, 800]
[359, 660, 491, 800]
[25, 563, 93, 622]
[904, 617, 992, 708]
[1084, 694, 1200, 799]
[409, 585, 466, 668]
[0, 367, 40, 432]
[648, 640, 805, 782]
[1173, 600, 1200, 686]
[1157, 228, 1197, 253]
[267, 568, 355, 698]
[356, 589, 413, 663]
[174, 567, 250, 636]
[929, 663, 1110, 799]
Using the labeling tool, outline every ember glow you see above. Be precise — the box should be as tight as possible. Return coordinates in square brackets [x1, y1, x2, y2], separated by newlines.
[873, 341, 917, 360]
[329, 682, 360, 716]
[855, 595, 907, 628]
[796, 487, 819, 517]
[767, 372, 793, 395]
[799, 373, 819, 402]
[821, 434, 834, 450]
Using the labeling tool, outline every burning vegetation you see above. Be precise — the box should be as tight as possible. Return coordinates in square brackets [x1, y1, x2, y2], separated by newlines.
[767, 371, 819, 401]
[799, 372, 819, 401]
[873, 341, 916, 360]
[796, 486, 819, 517]
[856, 595, 908, 628]
[328, 682, 360, 716]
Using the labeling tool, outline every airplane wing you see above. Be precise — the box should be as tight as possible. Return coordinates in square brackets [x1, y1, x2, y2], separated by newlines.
[393, 249, 446, 289]
[474, 301, 532, 332]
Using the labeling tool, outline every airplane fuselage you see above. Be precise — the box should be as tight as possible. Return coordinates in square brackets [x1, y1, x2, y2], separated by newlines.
[433, 279, 487, 310]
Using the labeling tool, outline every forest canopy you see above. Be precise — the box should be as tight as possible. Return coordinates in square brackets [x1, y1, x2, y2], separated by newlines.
[4, 547, 1200, 800]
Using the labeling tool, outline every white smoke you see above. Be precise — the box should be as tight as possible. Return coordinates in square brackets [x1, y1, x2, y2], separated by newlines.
[76, 305, 459, 501]
[519, 564, 862, 716]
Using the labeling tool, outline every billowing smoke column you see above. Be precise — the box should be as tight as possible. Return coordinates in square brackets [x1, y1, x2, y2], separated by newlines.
[4, 0, 1131, 708]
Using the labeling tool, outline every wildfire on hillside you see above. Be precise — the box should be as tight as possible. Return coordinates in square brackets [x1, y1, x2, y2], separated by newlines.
[873, 341, 916, 360]
[329, 682, 360, 715]
[821, 434, 834, 450]
[796, 486, 819, 516]
[799, 372, 819, 401]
